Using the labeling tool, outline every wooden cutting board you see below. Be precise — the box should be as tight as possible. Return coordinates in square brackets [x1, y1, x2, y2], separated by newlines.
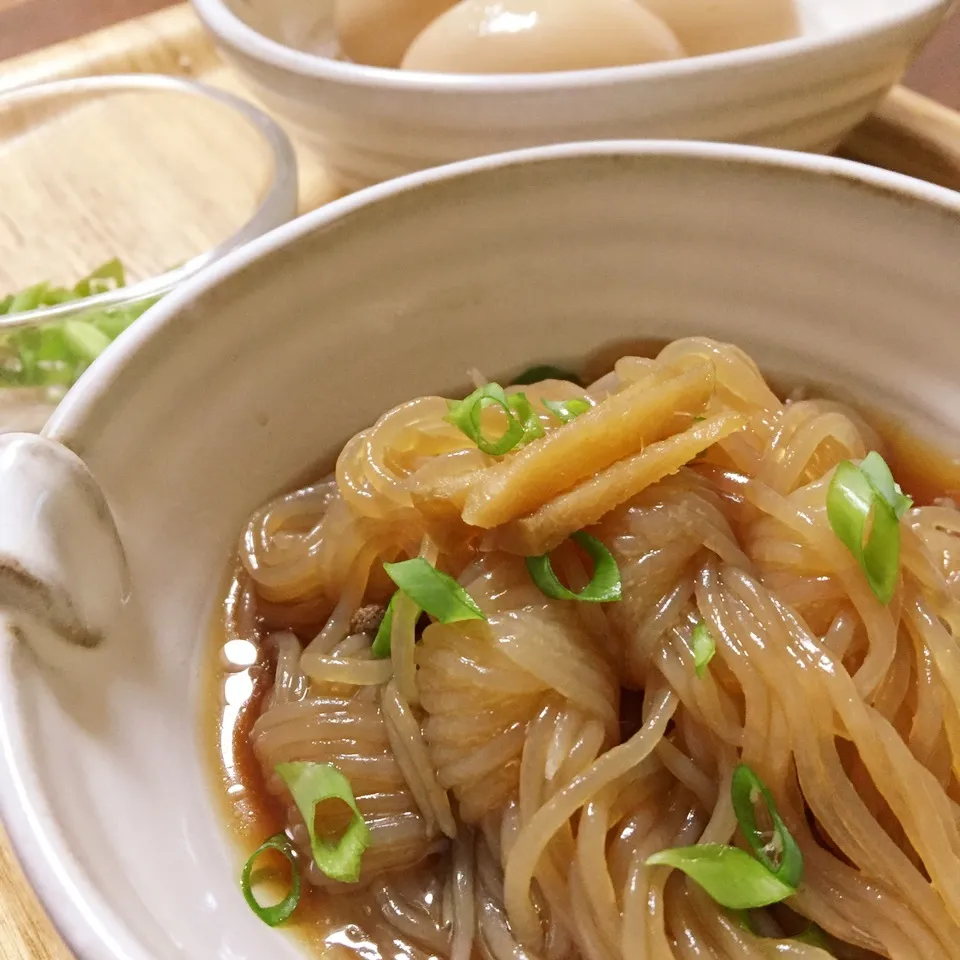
[2, 4, 960, 214]
[1, 5, 960, 959]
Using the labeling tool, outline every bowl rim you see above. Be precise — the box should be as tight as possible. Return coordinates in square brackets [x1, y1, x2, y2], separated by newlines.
[4, 139, 960, 960]
[45, 137, 960, 450]
[190, 0, 954, 92]
[0, 73, 298, 331]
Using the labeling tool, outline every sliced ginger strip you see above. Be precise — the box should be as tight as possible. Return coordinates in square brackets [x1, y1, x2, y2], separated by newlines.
[461, 360, 716, 529]
[492, 411, 746, 555]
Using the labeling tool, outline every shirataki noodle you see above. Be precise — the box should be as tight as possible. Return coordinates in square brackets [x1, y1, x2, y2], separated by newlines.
[214, 337, 960, 959]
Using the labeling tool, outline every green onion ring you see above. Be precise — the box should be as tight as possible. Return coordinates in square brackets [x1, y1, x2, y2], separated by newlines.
[240, 833, 301, 926]
[525, 532, 622, 603]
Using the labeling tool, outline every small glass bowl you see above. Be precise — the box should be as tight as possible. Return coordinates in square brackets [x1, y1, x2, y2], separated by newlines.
[0, 73, 298, 430]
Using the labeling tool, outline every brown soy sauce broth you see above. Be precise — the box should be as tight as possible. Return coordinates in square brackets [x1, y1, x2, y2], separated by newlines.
[206, 569, 435, 959]
[202, 340, 960, 958]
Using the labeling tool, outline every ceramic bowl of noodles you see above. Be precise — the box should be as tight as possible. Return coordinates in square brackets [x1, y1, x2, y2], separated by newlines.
[2, 141, 960, 960]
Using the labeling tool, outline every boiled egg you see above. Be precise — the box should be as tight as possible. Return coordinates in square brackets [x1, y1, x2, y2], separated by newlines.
[637, 0, 798, 57]
[335, 0, 458, 68]
[400, 0, 685, 74]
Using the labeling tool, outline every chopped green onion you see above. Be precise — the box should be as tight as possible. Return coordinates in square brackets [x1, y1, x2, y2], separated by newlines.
[827, 452, 912, 605]
[62, 321, 113, 362]
[513, 364, 582, 386]
[0, 259, 157, 389]
[7, 282, 50, 315]
[526, 532, 622, 603]
[384, 558, 486, 623]
[730, 764, 803, 888]
[645, 845, 796, 909]
[73, 257, 125, 296]
[645, 764, 802, 909]
[691, 619, 715, 678]
[371, 592, 399, 659]
[240, 833, 301, 926]
[445, 383, 525, 456]
[445, 383, 546, 453]
[543, 397, 591, 423]
[507, 392, 545, 443]
[275, 761, 371, 884]
[860, 451, 913, 519]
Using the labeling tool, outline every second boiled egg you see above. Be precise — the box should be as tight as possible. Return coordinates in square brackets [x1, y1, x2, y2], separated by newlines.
[638, 0, 798, 57]
[400, 0, 686, 74]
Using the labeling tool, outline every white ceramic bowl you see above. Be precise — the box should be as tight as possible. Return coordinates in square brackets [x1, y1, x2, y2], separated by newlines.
[2, 142, 960, 960]
[191, 0, 953, 188]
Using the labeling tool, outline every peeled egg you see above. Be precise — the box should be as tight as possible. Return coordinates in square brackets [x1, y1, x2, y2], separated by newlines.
[335, 0, 458, 68]
[637, 0, 798, 57]
[400, 0, 685, 75]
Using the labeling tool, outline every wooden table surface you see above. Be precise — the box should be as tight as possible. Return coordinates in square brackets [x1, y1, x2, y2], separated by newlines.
[0, 3, 957, 960]
[0, 0, 958, 107]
